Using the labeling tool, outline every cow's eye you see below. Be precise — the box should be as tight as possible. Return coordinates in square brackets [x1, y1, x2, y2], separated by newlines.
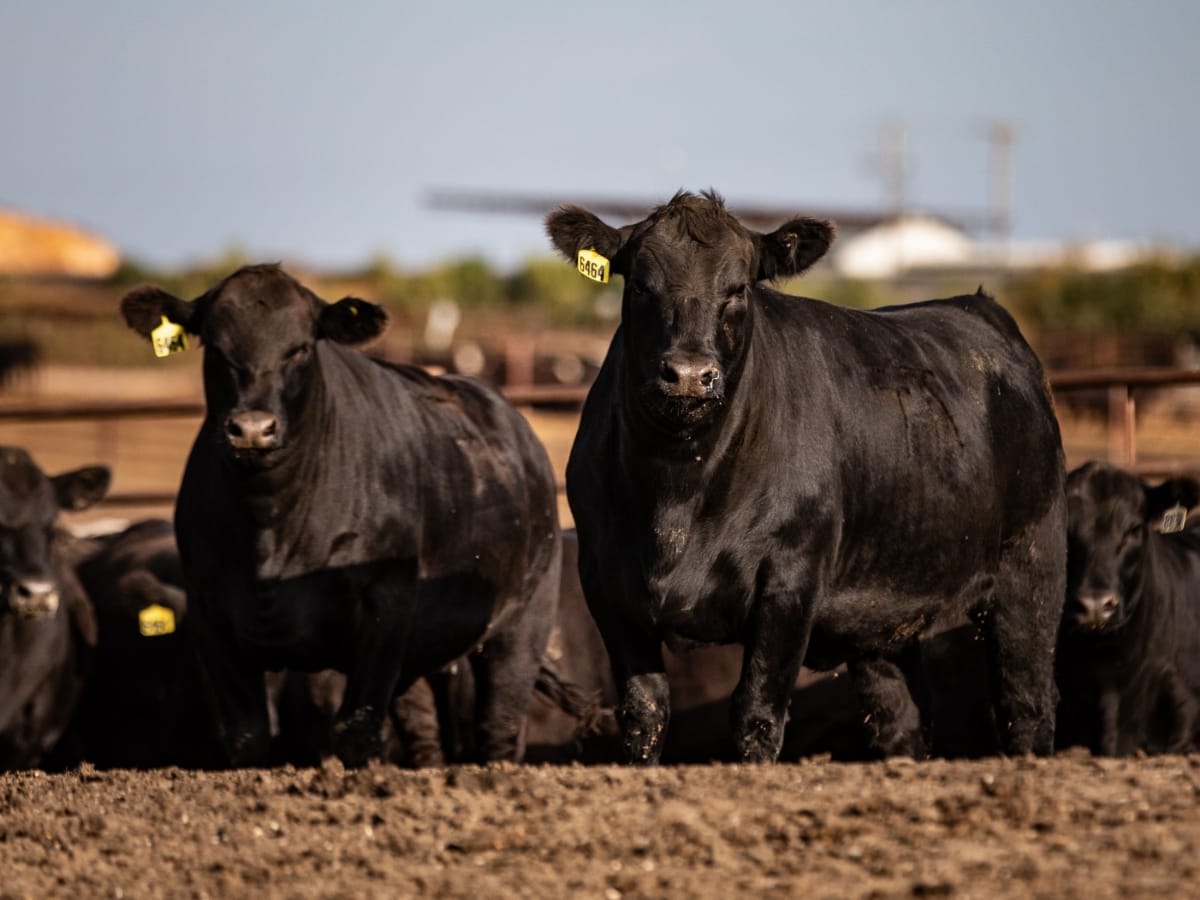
[283, 344, 312, 364]
[631, 280, 653, 298]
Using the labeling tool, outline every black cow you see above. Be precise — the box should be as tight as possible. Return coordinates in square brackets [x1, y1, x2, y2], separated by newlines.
[120, 264, 561, 767]
[548, 190, 1066, 764]
[66, 518, 224, 768]
[1056, 461, 1200, 755]
[0, 447, 109, 769]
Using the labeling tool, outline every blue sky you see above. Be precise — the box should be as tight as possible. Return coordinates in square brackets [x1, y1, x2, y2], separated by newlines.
[2, 1, 1197, 269]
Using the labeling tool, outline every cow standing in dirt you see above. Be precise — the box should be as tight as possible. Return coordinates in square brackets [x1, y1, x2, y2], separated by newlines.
[121, 264, 561, 767]
[0, 447, 109, 769]
[549, 190, 1066, 764]
[1056, 462, 1200, 755]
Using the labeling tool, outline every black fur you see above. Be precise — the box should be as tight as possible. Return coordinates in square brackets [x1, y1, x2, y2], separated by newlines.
[551, 191, 1066, 764]
[119, 265, 562, 767]
[1056, 462, 1200, 755]
[0, 447, 107, 769]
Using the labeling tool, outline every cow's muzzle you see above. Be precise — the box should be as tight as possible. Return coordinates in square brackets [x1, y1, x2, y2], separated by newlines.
[225, 410, 281, 453]
[1071, 592, 1120, 630]
[5, 577, 60, 619]
[657, 357, 723, 400]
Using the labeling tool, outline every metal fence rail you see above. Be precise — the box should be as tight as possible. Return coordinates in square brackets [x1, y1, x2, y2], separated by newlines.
[1046, 367, 1200, 474]
[1, 367, 1197, 511]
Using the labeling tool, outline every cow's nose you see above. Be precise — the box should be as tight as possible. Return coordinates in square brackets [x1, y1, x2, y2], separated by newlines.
[1074, 593, 1119, 629]
[659, 358, 721, 396]
[10, 578, 59, 617]
[226, 410, 280, 450]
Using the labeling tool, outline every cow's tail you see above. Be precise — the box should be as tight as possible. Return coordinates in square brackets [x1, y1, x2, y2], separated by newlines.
[533, 664, 605, 736]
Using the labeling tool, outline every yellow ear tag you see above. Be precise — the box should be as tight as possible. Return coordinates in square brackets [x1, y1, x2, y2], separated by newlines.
[138, 603, 176, 637]
[577, 248, 610, 284]
[150, 316, 188, 358]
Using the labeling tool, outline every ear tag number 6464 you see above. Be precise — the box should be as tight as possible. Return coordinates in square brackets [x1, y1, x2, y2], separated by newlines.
[577, 248, 610, 284]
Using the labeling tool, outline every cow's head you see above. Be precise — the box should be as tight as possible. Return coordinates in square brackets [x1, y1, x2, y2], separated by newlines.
[121, 264, 387, 467]
[547, 191, 833, 430]
[1064, 462, 1200, 632]
[0, 447, 109, 620]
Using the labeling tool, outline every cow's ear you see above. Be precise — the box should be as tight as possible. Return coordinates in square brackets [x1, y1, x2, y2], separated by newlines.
[318, 297, 388, 345]
[51, 465, 111, 512]
[546, 206, 630, 268]
[120, 286, 201, 337]
[1145, 477, 1200, 521]
[756, 218, 835, 281]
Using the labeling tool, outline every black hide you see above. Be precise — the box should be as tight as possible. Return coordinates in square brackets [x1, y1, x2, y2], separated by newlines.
[67, 518, 224, 768]
[1056, 462, 1200, 755]
[120, 264, 561, 766]
[550, 191, 1066, 764]
[0, 447, 108, 769]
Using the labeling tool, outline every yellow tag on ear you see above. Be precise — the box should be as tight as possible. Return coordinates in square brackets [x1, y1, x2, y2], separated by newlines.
[150, 316, 188, 358]
[138, 603, 176, 637]
[577, 248, 610, 284]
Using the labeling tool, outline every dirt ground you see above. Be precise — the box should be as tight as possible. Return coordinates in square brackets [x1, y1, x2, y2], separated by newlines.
[4, 368, 1200, 898]
[1, 754, 1198, 899]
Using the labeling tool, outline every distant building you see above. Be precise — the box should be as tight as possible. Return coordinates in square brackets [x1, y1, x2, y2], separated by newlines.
[831, 214, 974, 279]
[830, 213, 1173, 279]
[0, 208, 120, 278]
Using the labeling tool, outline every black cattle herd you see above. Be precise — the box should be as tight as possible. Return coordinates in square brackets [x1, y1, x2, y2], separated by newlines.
[1, 191, 1198, 772]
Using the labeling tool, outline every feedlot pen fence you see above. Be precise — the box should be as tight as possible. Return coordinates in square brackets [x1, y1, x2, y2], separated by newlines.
[0, 371, 1194, 514]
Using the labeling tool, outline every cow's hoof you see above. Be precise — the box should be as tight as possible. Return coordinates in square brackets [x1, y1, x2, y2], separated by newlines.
[622, 728, 664, 766]
[735, 717, 784, 763]
[333, 710, 383, 768]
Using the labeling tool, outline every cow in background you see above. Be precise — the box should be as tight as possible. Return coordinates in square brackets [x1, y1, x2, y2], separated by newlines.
[63, 518, 224, 768]
[0, 447, 109, 769]
[549, 190, 1066, 764]
[68, 517, 578, 769]
[1056, 462, 1200, 755]
[121, 264, 562, 767]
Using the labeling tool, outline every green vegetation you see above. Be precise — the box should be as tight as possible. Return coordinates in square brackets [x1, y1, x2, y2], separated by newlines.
[1005, 258, 1200, 333]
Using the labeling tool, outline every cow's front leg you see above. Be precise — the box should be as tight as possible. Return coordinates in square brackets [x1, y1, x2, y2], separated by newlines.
[732, 597, 813, 763]
[191, 615, 271, 767]
[334, 595, 414, 768]
[590, 605, 669, 764]
[1097, 689, 1121, 756]
[579, 550, 669, 765]
[618, 664, 671, 766]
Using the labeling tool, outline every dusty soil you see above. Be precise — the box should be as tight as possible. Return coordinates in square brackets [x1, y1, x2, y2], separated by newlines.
[4, 369, 1200, 898]
[2, 754, 1198, 899]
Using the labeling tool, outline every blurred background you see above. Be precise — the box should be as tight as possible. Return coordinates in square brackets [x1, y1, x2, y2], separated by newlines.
[2, 0, 1199, 525]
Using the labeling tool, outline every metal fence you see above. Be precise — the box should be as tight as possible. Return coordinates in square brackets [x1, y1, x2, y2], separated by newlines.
[0, 368, 1197, 511]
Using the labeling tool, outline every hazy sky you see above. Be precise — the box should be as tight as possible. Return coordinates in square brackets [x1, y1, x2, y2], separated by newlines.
[2, 1, 1197, 269]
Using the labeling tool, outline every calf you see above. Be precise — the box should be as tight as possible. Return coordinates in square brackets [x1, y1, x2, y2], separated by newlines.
[121, 264, 561, 766]
[1056, 461, 1200, 755]
[548, 190, 1066, 763]
[0, 447, 109, 769]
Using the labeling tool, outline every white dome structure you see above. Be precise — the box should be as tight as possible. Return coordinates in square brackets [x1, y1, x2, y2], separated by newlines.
[832, 214, 974, 279]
